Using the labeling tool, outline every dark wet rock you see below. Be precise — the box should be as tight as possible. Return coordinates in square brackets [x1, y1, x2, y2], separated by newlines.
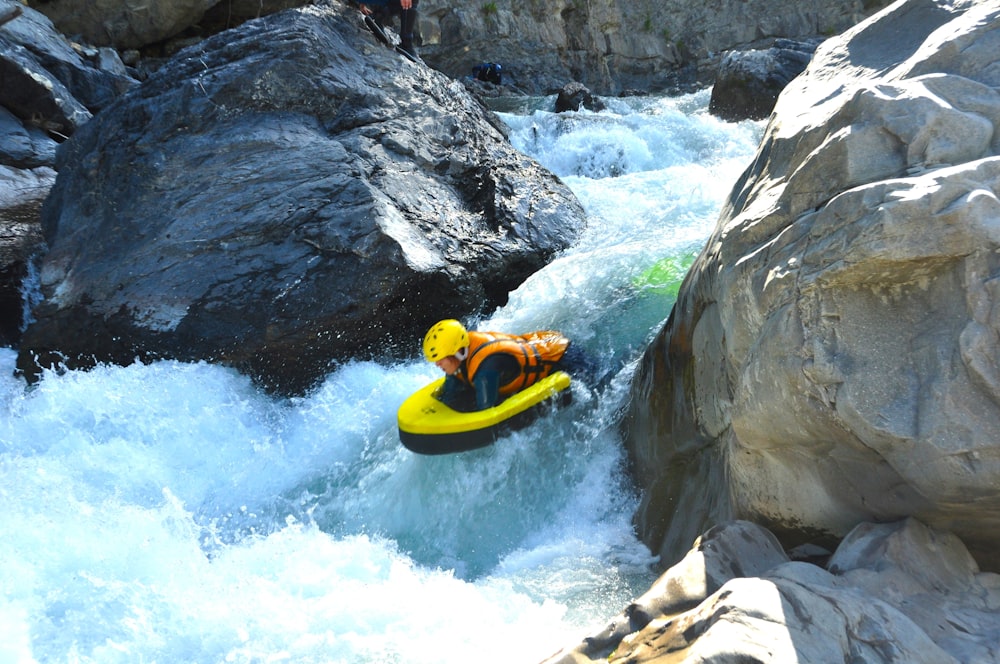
[16, 2, 586, 395]
[555, 81, 606, 113]
[1, 0, 135, 121]
[709, 39, 820, 121]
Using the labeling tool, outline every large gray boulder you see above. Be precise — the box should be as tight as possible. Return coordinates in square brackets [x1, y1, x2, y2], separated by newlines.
[708, 38, 819, 121]
[543, 519, 1000, 664]
[15, 1, 586, 395]
[624, 0, 1000, 571]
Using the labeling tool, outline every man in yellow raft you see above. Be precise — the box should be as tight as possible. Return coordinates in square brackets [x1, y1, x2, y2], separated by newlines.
[422, 319, 594, 411]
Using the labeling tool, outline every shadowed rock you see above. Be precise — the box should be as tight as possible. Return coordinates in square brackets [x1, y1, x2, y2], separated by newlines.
[709, 38, 819, 121]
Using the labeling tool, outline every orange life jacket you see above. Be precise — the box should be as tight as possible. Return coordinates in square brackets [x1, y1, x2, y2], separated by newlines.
[459, 330, 570, 397]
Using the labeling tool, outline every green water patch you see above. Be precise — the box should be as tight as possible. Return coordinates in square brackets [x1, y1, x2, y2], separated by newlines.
[632, 251, 698, 299]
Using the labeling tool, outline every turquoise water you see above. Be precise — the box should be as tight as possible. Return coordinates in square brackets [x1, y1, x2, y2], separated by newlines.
[0, 89, 762, 663]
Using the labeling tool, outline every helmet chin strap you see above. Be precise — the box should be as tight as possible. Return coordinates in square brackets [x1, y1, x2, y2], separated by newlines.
[455, 347, 468, 361]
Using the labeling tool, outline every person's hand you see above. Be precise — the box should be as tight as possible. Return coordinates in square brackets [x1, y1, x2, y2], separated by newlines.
[401, 0, 412, 9]
[359, 3, 372, 15]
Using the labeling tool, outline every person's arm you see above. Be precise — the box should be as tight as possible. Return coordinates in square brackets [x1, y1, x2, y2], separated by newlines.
[472, 367, 502, 410]
[437, 374, 476, 412]
[471, 354, 521, 409]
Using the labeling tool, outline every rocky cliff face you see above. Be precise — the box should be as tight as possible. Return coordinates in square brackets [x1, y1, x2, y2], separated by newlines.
[624, 0, 1000, 574]
[26, 0, 891, 95]
[417, 0, 887, 94]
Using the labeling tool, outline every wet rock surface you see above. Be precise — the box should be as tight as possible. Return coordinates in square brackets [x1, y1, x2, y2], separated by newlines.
[15, 3, 586, 395]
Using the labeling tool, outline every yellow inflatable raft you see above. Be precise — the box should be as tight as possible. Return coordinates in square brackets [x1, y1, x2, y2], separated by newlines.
[397, 371, 572, 454]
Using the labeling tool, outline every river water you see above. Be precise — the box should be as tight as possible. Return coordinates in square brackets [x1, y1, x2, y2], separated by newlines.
[0, 89, 761, 663]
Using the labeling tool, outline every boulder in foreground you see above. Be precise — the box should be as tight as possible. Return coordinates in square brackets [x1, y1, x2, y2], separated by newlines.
[543, 519, 1000, 664]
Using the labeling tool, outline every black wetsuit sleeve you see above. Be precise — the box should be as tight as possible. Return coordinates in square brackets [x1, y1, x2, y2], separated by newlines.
[471, 354, 521, 410]
[473, 366, 502, 410]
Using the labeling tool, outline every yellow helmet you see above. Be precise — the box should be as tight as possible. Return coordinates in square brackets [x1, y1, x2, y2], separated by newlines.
[423, 319, 469, 362]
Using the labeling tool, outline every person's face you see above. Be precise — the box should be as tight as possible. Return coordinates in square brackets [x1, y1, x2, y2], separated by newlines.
[435, 355, 461, 375]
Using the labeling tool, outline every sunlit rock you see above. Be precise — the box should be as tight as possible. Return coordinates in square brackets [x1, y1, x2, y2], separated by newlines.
[625, 0, 1000, 570]
[542, 519, 1000, 664]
